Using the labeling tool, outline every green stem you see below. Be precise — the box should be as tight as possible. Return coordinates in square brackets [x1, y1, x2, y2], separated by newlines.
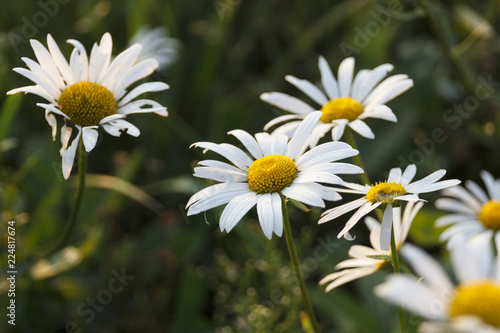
[44, 136, 87, 257]
[344, 128, 370, 185]
[344, 128, 383, 221]
[280, 193, 320, 333]
[390, 226, 407, 333]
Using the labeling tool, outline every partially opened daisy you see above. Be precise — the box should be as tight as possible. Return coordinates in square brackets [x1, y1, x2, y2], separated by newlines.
[375, 233, 500, 332]
[186, 111, 363, 239]
[320, 201, 423, 292]
[129, 26, 179, 71]
[260, 56, 413, 144]
[436, 170, 500, 244]
[319, 164, 460, 250]
[7, 33, 168, 179]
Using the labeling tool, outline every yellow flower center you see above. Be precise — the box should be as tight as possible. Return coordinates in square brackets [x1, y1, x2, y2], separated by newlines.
[320, 97, 364, 123]
[59, 81, 117, 127]
[478, 200, 500, 230]
[366, 181, 406, 204]
[247, 155, 298, 194]
[449, 281, 500, 328]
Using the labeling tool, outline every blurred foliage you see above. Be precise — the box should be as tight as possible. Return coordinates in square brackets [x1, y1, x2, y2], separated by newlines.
[0, 0, 499, 332]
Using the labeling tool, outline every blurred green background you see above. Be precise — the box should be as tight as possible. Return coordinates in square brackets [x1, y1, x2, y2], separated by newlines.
[1, 0, 499, 332]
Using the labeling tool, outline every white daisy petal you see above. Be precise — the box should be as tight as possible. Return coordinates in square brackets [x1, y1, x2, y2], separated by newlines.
[45, 110, 57, 140]
[337, 57, 355, 97]
[257, 194, 275, 239]
[282, 183, 325, 207]
[186, 183, 250, 215]
[59, 124, 73, 155]
[375, 275, 448, 320]
[330, 120, 348, 141]
[118, 82, 169, 107]
[260, 92, 315, 115]
[270, 192, 283, 237]
[286, 111, 322, 160]
[356, 63, 394, 102]
[82, 127, 99, 152]
[319, 197, 367, 224]
[318, 56, 339, 100]
[191, 142, 253, 170]
[380, 205, 394, 251]
[465, 179, 489, 203]
[46, 34, 74, 85]
[220, 192, 259, 233]
[228, 129, 263, 159]
[62, 128, 81, 180]
[360, 105, 397, 122]
[337, 202, 381, 238]
[263, 114, 305, 131]
[347, 119, 375, 139]
[401, 244, 454, 294]
[285, 75, 328, 106]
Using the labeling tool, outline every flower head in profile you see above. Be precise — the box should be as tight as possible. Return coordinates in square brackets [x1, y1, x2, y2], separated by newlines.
[436, 170, 500, 244]
[319, 165, 460, 250]
[129, 26, 180, 71]
[375, 233, 500, 332]
[8, 33, 169, 179]
[261, 56, 413, 145]
[186, 111, 363, 239]
[320, 201, 423, 292]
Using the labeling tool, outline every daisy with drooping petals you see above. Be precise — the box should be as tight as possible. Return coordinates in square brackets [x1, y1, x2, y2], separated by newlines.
[129, 26, 179, 71]
[186, 111, 363, 239]
[260, 56, 413, 145]
[319, 164, 460, 250]
[7, 33, 169, 179]
[436, 170, 500, 244]
[320, 201, 423, 292]
[375, 233, 500, 332]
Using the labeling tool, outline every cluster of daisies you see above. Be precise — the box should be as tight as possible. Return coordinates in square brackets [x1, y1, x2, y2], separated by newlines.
[9, 31, 500, 332]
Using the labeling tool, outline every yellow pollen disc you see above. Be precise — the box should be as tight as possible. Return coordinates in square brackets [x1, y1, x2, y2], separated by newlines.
[449, 281, 500, 328]
[247, 155, 298, 194]
[478, 200, 500, 230]
[320, 97, 364, 123]
[59, 81, 117, 127]
[366, 181, 406, 204]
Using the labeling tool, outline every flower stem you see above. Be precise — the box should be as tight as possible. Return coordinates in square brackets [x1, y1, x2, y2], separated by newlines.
[390, 225, 407, 333]
[344, 128, 383, 221]
[280, 193, 320, 333]
[45, 136, 87, 257]
[344, 128, 371, 186]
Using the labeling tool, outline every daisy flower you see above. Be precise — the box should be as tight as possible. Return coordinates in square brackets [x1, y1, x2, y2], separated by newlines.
[7, 33, 168, 179]
[375, 233, 500, 332]
[129, 26, 179, 71]
[186, 111, 363, 239]
[436, 170, 500, 243]
[319, 164, 460, 250]
[260, 56, 413, 145]
[320, 201, 423, 292]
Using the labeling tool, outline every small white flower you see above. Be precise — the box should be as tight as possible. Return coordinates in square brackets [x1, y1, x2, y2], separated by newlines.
[260, 56, 413, 145]
[8, 33, 168, 179]
[186, 111, 363, 239]
[319, 164, 460, 250]
[375, 233, 500, 332]
[129, 26, 180, 71]
[320, 201, 423, 291]
[436, 170, 500, 244]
